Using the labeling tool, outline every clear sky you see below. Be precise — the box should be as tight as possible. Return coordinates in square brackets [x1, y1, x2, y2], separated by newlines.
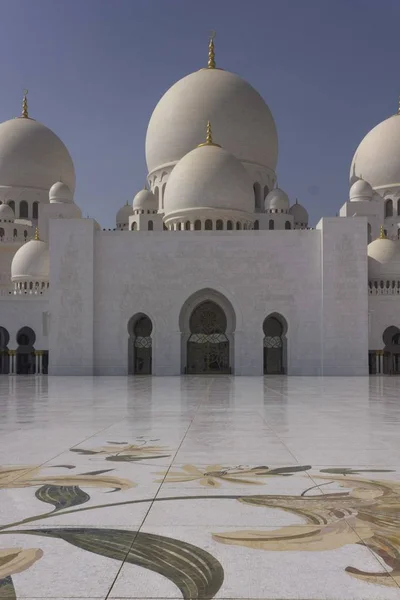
[1, 0, 400, 227]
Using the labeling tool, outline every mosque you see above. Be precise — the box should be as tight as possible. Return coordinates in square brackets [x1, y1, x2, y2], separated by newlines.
[0, 38, 399, 377]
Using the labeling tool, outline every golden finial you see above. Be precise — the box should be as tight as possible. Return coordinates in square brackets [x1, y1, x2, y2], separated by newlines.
[208, 31, 216, 69]
[21, 89, 29, 118]
[34, 226, 40, 241]
[380, 225, 386, 239]
[197, 121, 221, 148]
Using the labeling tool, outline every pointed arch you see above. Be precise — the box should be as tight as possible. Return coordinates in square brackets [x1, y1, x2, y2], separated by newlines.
[127, 313, 153, 375]
[262, 313, 288, 375]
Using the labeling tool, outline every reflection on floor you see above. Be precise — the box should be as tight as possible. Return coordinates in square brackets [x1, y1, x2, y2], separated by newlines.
[1, 375, 400, 599]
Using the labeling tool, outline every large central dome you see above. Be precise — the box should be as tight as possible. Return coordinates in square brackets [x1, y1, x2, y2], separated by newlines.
[0, 116, 75, 192]
[145, 68, 278, 174]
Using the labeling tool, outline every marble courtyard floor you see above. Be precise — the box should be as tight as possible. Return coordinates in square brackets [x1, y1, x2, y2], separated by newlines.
[1, 376, 400, 600]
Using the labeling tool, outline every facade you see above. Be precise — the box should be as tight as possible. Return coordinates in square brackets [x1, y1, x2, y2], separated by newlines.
[0, 40, 398, 376]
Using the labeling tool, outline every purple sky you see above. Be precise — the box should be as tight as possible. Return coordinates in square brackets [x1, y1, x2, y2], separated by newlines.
[1, 0, 399, 227]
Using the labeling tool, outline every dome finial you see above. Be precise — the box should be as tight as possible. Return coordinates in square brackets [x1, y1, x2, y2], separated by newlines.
[34, 226, 40, 241]
[380, 225, 386, 239]
[21, 89, 29, 118]
[208, 31, 216, 69]
[198, 121, 221, 148]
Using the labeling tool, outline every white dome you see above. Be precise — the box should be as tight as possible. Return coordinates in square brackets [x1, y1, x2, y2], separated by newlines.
[350, 114, 400, 190]
[163, 143, 254, 217]
[133, 189, 157, 210]
[0, 117, 75, 192]
[11, 238, 49, 282]
[349, 179, 373, 202]
[368, 237, 400, 279]
[0, 203, 14, 221]
[49, 181, 73, 204]
[289, 201, 309, 225]
[116, 203, 134, 223]
[264, 188, 289, 212]
[146, 68, 278, 174]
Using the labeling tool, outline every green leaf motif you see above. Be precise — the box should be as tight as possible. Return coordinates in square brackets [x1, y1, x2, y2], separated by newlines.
[266, 465, 312, 476]
[23, 528, 224, 599]
[69, 448, 98, 455]
[105, 454, 171, 462]
[0, 576, 16, 600]
[35, 485, 90, 511]
[320, 468, 394, 476]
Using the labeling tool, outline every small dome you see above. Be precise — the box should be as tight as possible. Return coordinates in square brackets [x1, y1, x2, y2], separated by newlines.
[163, 143, 254, 217]
[349, 179, 373, 202]
[133, 189, 157, 211]
[289, 200, 309, 225]
[368, 237, 400, 279]
[49, 181, 73, 204]
[116, 203, 134, 223]
[264, 188, 289, 212]
[11, 238, 49, 283]
[0, 203, 14, 221]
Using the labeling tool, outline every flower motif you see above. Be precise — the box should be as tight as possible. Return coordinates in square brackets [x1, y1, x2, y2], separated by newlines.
[157, 464, 279, 487]
[0, 465, 134, 491]
[70, 440, 171, 462]
[213, 474, 400, 587]
[0, 547, 43, 579]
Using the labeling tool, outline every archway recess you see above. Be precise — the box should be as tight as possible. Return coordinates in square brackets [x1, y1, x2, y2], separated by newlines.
[263, 313, 288, 374]
[179, 288, 236, 375]
[16, 326, 36, 375]
[127, 313, 153, 375]
[0, 326, 10, 374]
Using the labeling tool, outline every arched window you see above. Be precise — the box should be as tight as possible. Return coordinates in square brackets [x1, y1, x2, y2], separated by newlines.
[185, 221, 190, 230]
[13, 228, 17, 238]
[16, 326, 36, 374]
[368, 223, 372, 244]
[253, 182, 261, 211]
[227, 221, 233, 230]
[263, 314, 287, 374]
[24, 230, 28, 239]
[19, 201, 28, 219]
[263, 185, 269, 200]
[285, 221, 291, 230]
[148, 220, 153, 231]
[0, 227, 4, 238]
[128, 314, 153, 375]
[154, 187, 159, 208]
[131, 222, 137, 231]
[8, 200, 15, 214]
[269, 219, 274, 230]
[254, 220, 259, 230]
[216, 219, 223, 230]
[194, 220, 201, 231]
[32, 202, 39, 220]
[236, 222, 241, 230]
[384, 229, 388, 237]
[398, 199, 400, 216]
[205, 219, 213, 230]
[385, 199, 393, 218]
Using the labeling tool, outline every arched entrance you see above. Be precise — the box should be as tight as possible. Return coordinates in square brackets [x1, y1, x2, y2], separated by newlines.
[263, 314, 287, 374]
[128, 314, 153, 375]
[186, 300, 230, 374]
[16, 327, 36, 375]
[0, 326, 10, 374]
[379, 326, 400, 374]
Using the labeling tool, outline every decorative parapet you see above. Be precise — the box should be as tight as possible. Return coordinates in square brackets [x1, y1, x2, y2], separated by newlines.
[369, 280, 400, 295]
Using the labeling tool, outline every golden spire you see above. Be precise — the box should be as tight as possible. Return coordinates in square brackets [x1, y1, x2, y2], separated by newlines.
[21, 89, 29, 118]
[208, 31, 216, 69]
[380, 225, 386, 239]
[34, 226, 40, 241]
[197, 120, 221, 148]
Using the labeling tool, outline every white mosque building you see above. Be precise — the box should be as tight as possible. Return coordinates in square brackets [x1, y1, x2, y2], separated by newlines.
[0, 39, 399, 377]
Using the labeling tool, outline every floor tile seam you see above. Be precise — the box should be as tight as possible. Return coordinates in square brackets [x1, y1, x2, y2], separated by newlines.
[104, 380, 208, 599]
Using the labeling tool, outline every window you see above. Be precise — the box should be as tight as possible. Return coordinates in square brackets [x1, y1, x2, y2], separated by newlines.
[263, 185, 269, 200]
[194, 220, 201, 230]
[385, 199, 393, 218]
[227, 221, 233, 230]
[24, 230, 28, 238]
[236, 222, 241, 230]
[185, 221, 190, 230]
[32, 202, 39, 219]
[253, 182, 261, 210]
[285, 221, 291, 230]
[19, 201, 28, 219]
[205, 219, 213, 230]
[398, 199, 400, 216]
[8, 200, 15, 213]
[269, 219, 274, 230]
[0, 227, 4, 238]
[148, 220, 153, 231]
[131, 222, 137, 231]
[216, 219, 223, 230]
[254, 220, 259, 230]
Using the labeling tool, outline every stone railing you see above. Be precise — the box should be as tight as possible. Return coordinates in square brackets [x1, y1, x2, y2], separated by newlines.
[369, 280, 400, 295]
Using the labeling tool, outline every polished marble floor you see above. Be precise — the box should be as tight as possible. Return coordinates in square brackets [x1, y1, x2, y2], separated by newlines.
[1, 375, 400, 600]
